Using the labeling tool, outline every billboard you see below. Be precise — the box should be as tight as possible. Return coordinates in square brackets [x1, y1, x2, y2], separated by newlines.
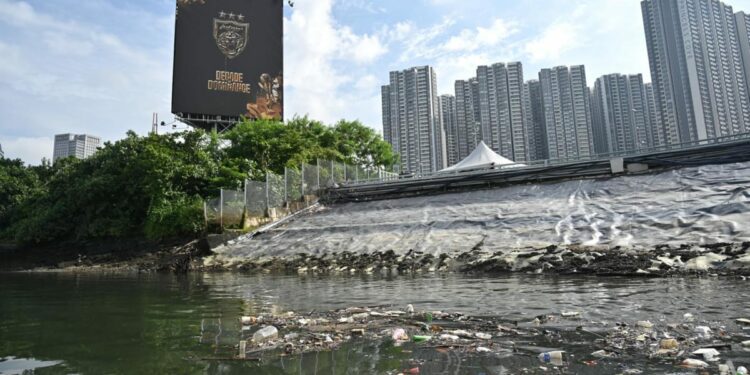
[172, 0, 283, 121]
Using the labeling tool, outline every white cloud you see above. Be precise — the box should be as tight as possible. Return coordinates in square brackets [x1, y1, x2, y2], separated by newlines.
[442, 19, 517, 52]
[0, 0, 173, 162]
[340, 28, 388, 63]
[1, 136, 53, 164]
[283, 0, 388, 125]
[524, 22, 582, 63]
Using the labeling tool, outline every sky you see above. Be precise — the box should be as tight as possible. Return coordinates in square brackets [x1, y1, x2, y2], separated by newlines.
[3, 0, 750, 165]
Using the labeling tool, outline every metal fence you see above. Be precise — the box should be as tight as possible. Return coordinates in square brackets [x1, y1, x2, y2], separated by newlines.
[206, 159, 398, 229]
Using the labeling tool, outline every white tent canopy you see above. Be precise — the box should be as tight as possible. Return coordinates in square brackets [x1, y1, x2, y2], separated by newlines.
[440, 141, 521, 172]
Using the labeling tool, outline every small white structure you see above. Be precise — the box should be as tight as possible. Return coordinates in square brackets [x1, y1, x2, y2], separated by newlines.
[440, 141, 524, 173]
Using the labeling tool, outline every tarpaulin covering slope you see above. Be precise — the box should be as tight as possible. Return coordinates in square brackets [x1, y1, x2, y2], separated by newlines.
[217, 161, 750, 260]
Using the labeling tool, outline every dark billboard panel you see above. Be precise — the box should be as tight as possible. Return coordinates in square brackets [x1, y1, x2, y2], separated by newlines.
[172, 0, 283, 121]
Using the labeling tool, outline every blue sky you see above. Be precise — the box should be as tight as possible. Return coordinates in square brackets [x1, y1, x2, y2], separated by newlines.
[3, 0, 750, 164]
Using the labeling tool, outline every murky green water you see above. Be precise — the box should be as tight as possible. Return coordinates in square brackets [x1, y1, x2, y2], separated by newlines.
[1, 272, 749, 374]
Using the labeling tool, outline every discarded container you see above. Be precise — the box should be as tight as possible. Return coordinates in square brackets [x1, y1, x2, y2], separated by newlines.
[392, 328, 408, 341]
[591, 350, 614, 358]
[681, 358, 709, 368]
[660, 338, 679, 350]
[240, 316, 258, 325]
[683, 313, 694, 321]
[450, 329, 473, 338]
[424, 312, 433, 323]
[252, 326, 279, 344]
[561, 311, 581, 318]
[351, 312, 369, 320]
[412, 335, 432, 343]
[238, 340, 247, 359]
[538, 351, 566, 365]
[439, 334, 459, 341]
[406, 304, 415, 314]
[737, 366, 748, 375]
[476, 347, 492, 353]
[693, 348, 720, 361]
[636, 321, 653, 329]
[694, 326, 712, 339]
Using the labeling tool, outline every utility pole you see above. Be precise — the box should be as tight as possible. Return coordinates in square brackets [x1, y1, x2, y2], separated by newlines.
[151, 113, 159, 135]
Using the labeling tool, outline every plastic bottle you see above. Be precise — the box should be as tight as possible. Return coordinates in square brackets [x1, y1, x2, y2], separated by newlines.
[252, 325, 279, 343]
[737, 366, 748, 375]
[412, 335, 432, 342]
[538, 351, 566, 366]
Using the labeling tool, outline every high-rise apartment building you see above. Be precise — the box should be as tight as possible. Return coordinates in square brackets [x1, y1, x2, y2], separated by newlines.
[476, 62, 528, 162]
[591, 74, 653, 155]
[736, 11, 750, 110]
[454, 78, 481, 161]
[439, 95, 460, 166]
[0, 141, 4, 159]
[53, 134, 100, 162]
[643, 83, 665, 147]
[642, 0, 750, 145]
[539, 65, 594, 161]
[381, 66, 446, 174]
[522, 80, 548, 161]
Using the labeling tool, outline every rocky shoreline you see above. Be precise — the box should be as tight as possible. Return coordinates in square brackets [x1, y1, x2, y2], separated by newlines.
[4, 237, 750, 277]
[202, 241, 750, 277]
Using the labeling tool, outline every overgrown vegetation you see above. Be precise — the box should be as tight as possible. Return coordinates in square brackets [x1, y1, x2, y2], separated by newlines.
[0, 117, 396, 245]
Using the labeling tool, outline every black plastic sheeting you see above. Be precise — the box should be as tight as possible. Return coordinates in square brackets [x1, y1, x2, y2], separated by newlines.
[218, 161, 750, 260]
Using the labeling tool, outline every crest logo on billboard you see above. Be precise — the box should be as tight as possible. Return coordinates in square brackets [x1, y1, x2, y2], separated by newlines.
[213, 12, 249, 59]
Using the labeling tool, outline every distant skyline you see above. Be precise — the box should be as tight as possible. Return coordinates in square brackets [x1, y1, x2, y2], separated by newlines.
[4, 0, 750, 164]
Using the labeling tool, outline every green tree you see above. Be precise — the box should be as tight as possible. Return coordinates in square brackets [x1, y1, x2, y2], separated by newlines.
[3, 116, 397, 246]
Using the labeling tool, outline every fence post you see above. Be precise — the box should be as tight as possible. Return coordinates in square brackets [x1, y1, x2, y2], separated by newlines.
[265, 172, 271, 212]
[316, 159, 321, 191]
[284, 167, 288, 204]
[243, 179, 248, 211]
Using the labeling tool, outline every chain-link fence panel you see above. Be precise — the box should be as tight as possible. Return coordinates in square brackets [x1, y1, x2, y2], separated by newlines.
[317, 159, 335, 188]
[285, 167, 303, 202]
[382, 170, 399, 181]
[245, 180, 267, 217]
[205, 197, 221, 227]
[267, 172, 285, 210]
[345, 164, 358, 183]
[357, 166, 370, 182]
[332, 161, 347, 184]
[302, 163, 319, 195]
[221, 189, 245, 228]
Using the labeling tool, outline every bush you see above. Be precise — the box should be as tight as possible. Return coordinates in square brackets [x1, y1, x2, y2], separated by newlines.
[144, 193, 205, 240]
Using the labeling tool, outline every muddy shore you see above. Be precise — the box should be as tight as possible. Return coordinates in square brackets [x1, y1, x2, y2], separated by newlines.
[0, 237, 210, 273]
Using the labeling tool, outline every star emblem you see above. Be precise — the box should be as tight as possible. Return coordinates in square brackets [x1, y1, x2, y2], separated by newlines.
[237, 14, 245, 21]
[228, 12, 236, 20]
[219, 11, 226, 18]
